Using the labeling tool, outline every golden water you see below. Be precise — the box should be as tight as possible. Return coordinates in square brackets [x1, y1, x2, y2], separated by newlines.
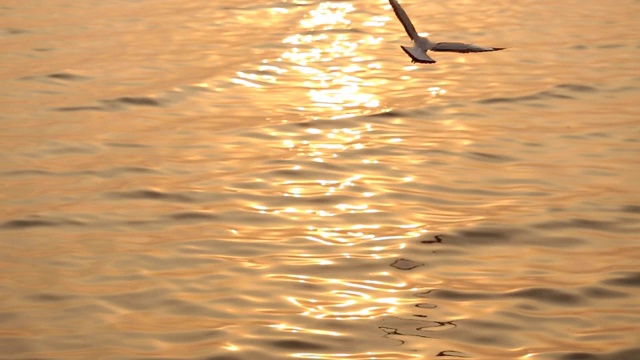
[1, 0, 639, 359]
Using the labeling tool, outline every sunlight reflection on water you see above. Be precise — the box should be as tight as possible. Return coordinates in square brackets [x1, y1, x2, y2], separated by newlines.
[230, 1, 447, 120]
[1, 0, 639, 359]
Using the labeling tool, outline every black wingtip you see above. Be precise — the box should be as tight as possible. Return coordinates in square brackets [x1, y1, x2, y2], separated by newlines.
[400, 46, 436, 64]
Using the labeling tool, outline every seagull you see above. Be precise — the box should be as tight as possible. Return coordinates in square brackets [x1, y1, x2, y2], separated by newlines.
[388, 0, 505, 64]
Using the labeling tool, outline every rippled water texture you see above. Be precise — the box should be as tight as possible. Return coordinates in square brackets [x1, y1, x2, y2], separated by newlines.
[1, 0, 639, 359]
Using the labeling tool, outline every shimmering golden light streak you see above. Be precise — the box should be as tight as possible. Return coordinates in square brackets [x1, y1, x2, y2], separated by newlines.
[265, 273, 420, 320]
[232, 1, 391, 117]
[239, 1, 439, 331]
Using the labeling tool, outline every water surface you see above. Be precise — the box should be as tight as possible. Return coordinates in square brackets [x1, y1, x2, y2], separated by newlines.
[1, 0, 639, 359]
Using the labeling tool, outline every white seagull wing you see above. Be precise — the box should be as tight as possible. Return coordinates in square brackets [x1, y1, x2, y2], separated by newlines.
[388, 0, 420, 41]
[401, 45, 436, 64]
[431, 42, 505, 53]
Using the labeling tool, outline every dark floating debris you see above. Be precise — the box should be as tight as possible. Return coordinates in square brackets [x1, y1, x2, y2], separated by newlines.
[390, 258, 424, 270]
[416, 302, 437, 309]
[436, 350, 470, 358]
[421, 235, 443, 244]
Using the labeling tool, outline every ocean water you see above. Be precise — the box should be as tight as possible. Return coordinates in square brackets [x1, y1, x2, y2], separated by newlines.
[1, 0, 639, 359]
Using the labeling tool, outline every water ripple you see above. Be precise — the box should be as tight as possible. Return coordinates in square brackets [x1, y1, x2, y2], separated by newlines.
[1, 0, 639, 359]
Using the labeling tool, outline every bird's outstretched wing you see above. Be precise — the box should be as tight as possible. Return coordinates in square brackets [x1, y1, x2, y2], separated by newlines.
[401, 46, 436, 64]
[431, 42, 505, 53]
[389, 0, 420, 41]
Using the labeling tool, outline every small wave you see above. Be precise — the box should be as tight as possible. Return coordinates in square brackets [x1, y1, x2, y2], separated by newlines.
[169, 211, 219, 221]
[366, 109, 406, 118]
[269, 339, 329, 351]
[1, 219, 58, 229]
[451, 227, 513, 245]
[1, 169, 51, 177]
[47, 72, 89, 81]
[55, 105, 105, 112]
[1, 217, 84, 229]
[479, 93, 546, 104]
[3, 27, 29, 35]
[603, 272, 640, 288]
[55, 96, 164, 112]
[466, 151, 518, 163]
[1, 167, 155, 178]
[422, 289, 493, 301]
[104, 142, 150, 148]
[555, 84, 598, 92]
[533, 217, 636, 233]
[556, 347, 640, 360]
[107, 189, 196, 203]
[425, 287, 585, 305]
[506, 287, 584, 305]
[27, 293, 76, 302]
[621, 204, 640, 214]
[111, 96, 162, 107]
[20, 71, 90, 83]
[53, 82, 208, 112]
[102, 167, 157, 177]
[580, 286, 627, 299]
[479, 83, 598, 104]
[597, 43, 625, 49]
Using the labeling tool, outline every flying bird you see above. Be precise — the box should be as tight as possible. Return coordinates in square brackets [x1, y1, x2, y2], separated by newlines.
[388, 0, 505, 64]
